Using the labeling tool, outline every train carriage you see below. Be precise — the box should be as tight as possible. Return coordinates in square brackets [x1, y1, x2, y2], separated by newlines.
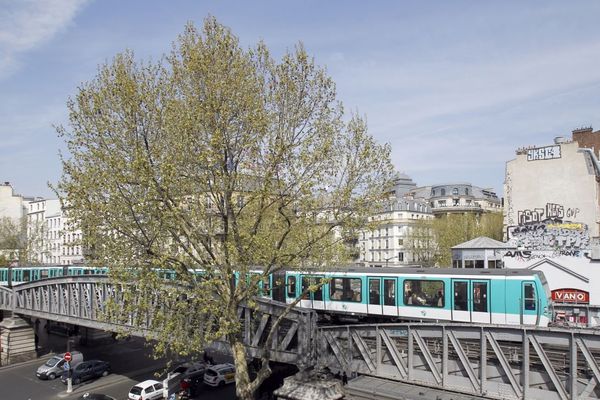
[0, 265, 551, 327]
[282, 267, 551, 327]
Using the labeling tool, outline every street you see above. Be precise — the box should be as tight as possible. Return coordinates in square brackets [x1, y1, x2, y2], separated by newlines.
[0, 333, 236, 400]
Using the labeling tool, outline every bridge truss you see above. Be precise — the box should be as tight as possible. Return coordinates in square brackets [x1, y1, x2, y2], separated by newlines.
[0, 276, 316, 366]
[317, 323, 600, 400]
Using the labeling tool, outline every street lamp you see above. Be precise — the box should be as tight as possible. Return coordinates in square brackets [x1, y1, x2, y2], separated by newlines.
[385, 255, 398, 268]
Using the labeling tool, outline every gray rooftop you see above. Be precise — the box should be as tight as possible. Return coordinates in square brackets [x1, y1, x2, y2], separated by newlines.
[451, 236, 516, 250]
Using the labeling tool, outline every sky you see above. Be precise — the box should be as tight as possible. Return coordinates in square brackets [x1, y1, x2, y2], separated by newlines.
[2, 1, 600, 198]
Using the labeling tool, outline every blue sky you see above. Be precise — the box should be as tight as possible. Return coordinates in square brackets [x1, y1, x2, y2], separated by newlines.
[2, 1, 600, 198]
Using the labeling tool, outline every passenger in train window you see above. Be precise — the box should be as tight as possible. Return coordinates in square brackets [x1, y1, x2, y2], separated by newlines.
[406, 290, 413, 305]
[434, 290, 444, 307]
[331, 290, 342, 300]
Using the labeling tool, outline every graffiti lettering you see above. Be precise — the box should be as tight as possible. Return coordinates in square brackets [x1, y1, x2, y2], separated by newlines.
[507, 221, 589, 250]
[527, 145, 561, 161]
[566, 207, 580, 219]
[545, 203, 564, 219]
[504, 250, 532, 258]
[517, 208, 545, 225]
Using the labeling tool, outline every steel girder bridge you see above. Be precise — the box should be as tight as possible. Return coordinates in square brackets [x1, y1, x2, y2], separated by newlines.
[0, 276, 316, 366]
[3, 276, 600, 399]
[317, 323, 600, 400]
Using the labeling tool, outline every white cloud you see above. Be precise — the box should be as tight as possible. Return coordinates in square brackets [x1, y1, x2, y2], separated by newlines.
[0, 0, 89, 78]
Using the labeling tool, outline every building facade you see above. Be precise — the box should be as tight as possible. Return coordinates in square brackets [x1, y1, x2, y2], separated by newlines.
[504, 128, 600, 246]
[358, 174, 434, 267]
[27, 199, 84, 265]
[0, 182, 30, 222]
[407, 183, 502, 217]
[492, 127, 600, 326]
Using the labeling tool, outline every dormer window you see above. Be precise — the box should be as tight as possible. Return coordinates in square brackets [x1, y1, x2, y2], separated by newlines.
[452, 188, 458, 196]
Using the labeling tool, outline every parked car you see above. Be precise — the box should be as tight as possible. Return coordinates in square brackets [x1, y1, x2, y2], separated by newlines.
[36, 351, 84, 380]
[78, 393, 117, 400]
[168, 361, 207, 386]
[61, 360, 111, 385]
[203, 363, 236, 387]
[128, 379, 164, 400]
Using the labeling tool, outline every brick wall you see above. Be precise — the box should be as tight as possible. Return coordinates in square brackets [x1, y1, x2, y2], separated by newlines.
[573, 127, 600, 158]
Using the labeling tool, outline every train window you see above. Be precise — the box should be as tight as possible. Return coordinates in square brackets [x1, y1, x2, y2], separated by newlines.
[473, 282, 488, 312]
[454, 281, 468, 311]
[329, 277, 362, 302]
[259, 276, 271, 297]
[41, 270, 48, 279]
[524, 283, 536, 311]
[23, 270, 31, 282]
[286, 276, 296, 298]
[404, 280, 444, 307]
[369, 279, 380, 305]
[302, 277, 323, 301]
[383, 279, 396, 306]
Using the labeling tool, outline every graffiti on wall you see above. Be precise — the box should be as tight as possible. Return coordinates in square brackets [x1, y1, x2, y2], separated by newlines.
[507, 202, 589, 250]
[498, 249, 591, 261]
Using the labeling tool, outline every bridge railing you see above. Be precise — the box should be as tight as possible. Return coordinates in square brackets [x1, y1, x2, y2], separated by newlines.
[316, 323, 600, 400]
[0, 276, 317, 366]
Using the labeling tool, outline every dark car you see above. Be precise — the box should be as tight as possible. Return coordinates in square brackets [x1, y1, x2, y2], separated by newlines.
[61, 360, 111, 385]
[78, 393, 117, 400]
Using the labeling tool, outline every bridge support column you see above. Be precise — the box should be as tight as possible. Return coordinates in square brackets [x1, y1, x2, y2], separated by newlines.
[0, 316, 36, 366]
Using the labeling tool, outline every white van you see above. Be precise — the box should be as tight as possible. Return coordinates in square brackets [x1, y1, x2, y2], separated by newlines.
[36, 351, 83, 380]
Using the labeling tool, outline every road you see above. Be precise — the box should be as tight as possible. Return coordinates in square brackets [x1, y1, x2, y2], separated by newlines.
[0, 336, 236, 400]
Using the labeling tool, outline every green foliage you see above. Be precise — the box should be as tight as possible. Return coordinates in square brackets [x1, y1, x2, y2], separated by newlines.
[407, 213, 503, 267]
[0, 216, 28, 265]
[56, 17, 394, 399]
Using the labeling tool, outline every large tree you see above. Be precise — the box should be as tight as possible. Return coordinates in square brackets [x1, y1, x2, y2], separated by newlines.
[407, 212, 503, 267]
[0, 216, 28, 266]
[57, 18, 394, 399]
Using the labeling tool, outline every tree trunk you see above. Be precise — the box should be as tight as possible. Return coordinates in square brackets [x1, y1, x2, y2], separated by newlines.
[231, 337, 254, 400]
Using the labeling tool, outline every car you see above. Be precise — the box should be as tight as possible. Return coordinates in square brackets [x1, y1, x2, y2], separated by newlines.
[128, 379, 164, 400]
[36, 351, 84, 380]
[168, 361, 207, 386]
[77, 393, 117, 400]
[61, 360, 111, 385]
[203, 363, 236, 387]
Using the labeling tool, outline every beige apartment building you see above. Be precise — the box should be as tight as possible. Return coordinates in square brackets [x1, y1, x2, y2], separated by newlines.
[504, 127, 600, 247]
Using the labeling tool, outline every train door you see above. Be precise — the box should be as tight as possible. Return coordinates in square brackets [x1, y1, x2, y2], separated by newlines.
[452, 279, 491, 323]
[300, 275, 325, 310]
[383, 278, 398, 317]
[367, 277, 383, 315]
[471, 280, 491, 324]
[452, 280, 470, 322]
[272, 271, 286, 303]
[521, 281, 539, 325]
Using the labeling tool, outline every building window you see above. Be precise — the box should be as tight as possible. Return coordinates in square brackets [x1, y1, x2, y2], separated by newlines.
[453, 199, 460, 206]
[398, 239, 404, 246]
[441, 188, 446, 196]
[438, 200, 446, 207]
[453, 260, 461, 268]
[465, 188, 469, 195]
[398, 252, 404, 262]
[452, 188, 458, 195]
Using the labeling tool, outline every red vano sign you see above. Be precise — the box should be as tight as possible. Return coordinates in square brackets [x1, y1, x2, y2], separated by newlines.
[552, 288, 589, 304]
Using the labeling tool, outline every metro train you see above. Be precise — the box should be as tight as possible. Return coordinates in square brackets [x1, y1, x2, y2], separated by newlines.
[0, 265, 108, 286]
[271, 267, 551, 327]
[0, 265, 551, 327]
